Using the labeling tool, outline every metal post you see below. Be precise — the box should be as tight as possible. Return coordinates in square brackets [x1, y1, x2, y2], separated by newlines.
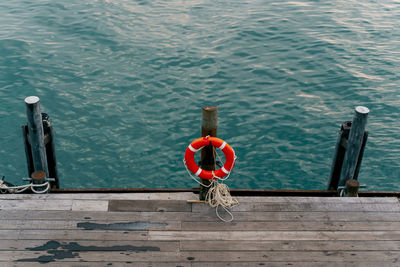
[25, 96, 49, 177]
[338, 106, 369, 187]
[31, 170, 46, 185]
[199, 106, 218, 200]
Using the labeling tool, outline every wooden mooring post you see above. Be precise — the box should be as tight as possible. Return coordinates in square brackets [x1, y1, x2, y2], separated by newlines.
[23, 96, 59, 189]
[327, 121, 351, 190]
[42, 113, 59, 189]
[327, 106, 369, 193]
[25, 96, 49, 177]
[199, 106, 217, 200]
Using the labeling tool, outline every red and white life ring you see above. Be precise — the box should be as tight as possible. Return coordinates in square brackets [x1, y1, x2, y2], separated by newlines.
[184, 136, 236, 180]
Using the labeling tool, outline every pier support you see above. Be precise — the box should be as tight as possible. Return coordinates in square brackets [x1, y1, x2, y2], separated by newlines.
[42, 113, 59, 189]
[328, 106, 369, 193]
[199, 106, 218, 200]
[23, 96, 59, 189]
[327, 121, 351, 190]
[338, 106, 369, 187]
[25, 96, 49, 178]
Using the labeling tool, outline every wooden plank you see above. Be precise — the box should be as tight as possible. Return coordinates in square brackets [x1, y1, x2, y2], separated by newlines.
[148, 230, 400, 241]
[191, 263, 397, 267]
[1, 251, 399, 262]
[0, 192, 198, 201]
[192, 202, 400, 212]
[234, 196, 399, 204]
[0, 263, 395, 267]
[2, 210, 400, 222]
[71, 200, 108, 211]
[0, 240, 179, 252]
[12, 218, 400, 232]
[0, 200, 72, 211]
[0, 230, 19, 240]
[181, 221, 400, 231]
[6, 262, 191, 267]
[3, 198, 397, 213]
[1, 194, 397, 204]
[0, 230, 148, 241]
[0, 220, 180, 231]
[181, 240, 400, 251]
[108, 200, 191, 212]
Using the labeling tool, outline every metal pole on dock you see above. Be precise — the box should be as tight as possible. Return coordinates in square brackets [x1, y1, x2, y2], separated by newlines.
[199, 106, 218, 200]
[31, 170, 46, 185]
[338, 106, 369, 187]
[25, 96, 49, 177]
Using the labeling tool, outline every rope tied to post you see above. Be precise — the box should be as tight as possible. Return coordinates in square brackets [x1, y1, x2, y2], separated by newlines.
[0, 179, 50, 194]
[205, 180, 239, 222]
[184, 136, 239, 222]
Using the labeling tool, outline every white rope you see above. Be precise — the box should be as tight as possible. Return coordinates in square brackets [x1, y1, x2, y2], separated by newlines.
[213, 148, 237, 181]
[205, 180, 239, 222]
[339, 187, 358, 197]
[183, 146, 239, 222]
[183, 159, 214, 188]
[339, 188, 345, 197]
[0, 180, 50, 194]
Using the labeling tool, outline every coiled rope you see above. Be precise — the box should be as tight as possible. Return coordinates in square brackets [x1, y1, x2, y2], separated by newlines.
[205, 180, 239, 222]
[183, 146, 239, 222]
[0, 180, 50, 194]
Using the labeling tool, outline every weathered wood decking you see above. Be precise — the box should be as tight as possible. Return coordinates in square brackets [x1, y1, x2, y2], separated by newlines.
[0, 193, 399, 266]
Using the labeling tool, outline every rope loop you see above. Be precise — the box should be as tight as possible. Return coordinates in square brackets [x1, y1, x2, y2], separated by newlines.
[0, 180, 50, 194]
[183, 150, 239, 222]
[184, 137, 238, 222]
[205, 180, 239, 222]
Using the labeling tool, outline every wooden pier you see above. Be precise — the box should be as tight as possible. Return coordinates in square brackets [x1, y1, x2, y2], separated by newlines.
[0, 193, 399, 266]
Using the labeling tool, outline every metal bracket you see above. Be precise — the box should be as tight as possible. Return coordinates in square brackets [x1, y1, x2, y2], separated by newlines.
[23, 177, 56, 182]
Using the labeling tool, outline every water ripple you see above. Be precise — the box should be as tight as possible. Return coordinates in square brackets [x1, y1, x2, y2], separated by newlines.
[0, 0, 399, 190]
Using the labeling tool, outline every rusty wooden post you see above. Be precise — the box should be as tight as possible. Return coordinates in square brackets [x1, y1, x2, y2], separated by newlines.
[199, 106, 218, 200]
[345, 179, 359, 197]
[338, 106, 369, 187]
[25, 96, 49, 177]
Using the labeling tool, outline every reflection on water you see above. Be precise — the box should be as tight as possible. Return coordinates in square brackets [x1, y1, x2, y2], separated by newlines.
[0, 0, 399, 190]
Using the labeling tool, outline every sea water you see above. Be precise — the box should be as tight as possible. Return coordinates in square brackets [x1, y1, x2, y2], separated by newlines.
[0, 0, 399, 190]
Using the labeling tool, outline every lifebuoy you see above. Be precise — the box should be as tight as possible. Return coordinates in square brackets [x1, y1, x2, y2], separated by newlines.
[184, 136, 236, 180]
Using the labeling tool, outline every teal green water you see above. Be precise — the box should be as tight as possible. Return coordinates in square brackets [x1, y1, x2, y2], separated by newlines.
[1, 0, 399, 190]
